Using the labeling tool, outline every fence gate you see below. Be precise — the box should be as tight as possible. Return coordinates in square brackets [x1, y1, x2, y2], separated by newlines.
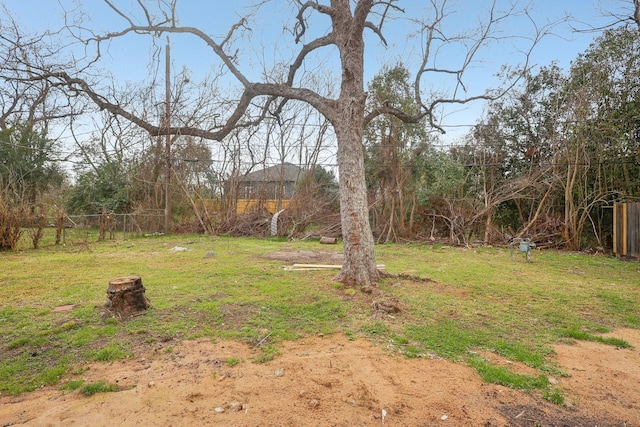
[613, 203, 640, 259]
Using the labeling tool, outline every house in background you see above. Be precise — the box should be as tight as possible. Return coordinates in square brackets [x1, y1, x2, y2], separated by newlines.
[235, 163, 303, 214]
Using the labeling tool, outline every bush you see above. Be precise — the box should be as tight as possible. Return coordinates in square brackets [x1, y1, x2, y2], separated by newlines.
[0, 203, 23, 251]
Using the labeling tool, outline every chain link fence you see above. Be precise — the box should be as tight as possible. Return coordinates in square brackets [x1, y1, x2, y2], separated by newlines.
[61, 212, 165, 243]
[8, 212, 166, 250]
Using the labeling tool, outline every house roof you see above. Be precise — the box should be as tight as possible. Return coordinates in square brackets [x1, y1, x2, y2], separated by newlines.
[242, 163, 303, 183]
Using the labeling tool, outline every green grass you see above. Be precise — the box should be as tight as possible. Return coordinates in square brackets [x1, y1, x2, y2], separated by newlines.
[0, 353, 70, 395]
[60, 379, 85, 392]
[92, 343, 132, 362]
[559, 328, 631, 348]
[224, 356, 242, 366]
[543, 387, 565, 405]
[80, 381, 118, 396]
[468, 355, 549, 391]
[1, 233, 639, 403]
[253, 344, 281, 363]
[404, 320, 489, 360]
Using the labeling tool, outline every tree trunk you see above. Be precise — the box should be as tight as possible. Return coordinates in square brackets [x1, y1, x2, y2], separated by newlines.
[484, 210, 492, 244]
[516, 181, 553, 238]
[331, 0, 378, 287]
[563, 147, 580, 250]
[333, 119, 379, 287]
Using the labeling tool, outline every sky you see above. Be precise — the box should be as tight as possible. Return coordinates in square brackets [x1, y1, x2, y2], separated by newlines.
[1, 0, 634, 152]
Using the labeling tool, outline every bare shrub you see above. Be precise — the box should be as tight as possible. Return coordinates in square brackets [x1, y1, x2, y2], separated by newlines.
[25, 213, 46, 249]
[98, 209, 117, 241]
[0, 203, 23, 251]
[216, 209, 272, 237]
[277, 171, 340, 240]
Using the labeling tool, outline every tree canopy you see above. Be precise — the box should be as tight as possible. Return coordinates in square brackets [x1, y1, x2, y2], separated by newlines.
[0, 124, 64, 204]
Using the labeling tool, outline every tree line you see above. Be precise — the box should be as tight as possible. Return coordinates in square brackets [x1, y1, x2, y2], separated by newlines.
[365, 26, 639, 249]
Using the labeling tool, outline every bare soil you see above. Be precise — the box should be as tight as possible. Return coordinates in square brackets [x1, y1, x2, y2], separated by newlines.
[1, 329, 639, 427]
[262, 249, 345, 264]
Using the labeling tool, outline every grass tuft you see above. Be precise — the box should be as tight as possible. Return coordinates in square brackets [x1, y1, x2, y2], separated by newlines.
[360, 321, 390, 337]
[253, 344, 281, 363]
[7, 337, 31, 349]
[93, 344, 130, 362]
[468, 355, 549, 391]
[560, 328, 631, 348]
[80, 381, 118, 396]
[543, 387, 565, 406]
[60, 379, 84, 392]
[224, 356, 242, 366]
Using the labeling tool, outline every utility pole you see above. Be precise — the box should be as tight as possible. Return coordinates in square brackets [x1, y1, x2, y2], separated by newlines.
[164, 36, 172, 234]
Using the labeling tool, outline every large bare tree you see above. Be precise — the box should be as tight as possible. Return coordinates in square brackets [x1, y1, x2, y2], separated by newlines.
[7, 0, 550, 287]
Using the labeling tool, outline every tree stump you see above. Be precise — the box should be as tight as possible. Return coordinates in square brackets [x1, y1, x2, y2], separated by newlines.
[105, 275, 150, 317]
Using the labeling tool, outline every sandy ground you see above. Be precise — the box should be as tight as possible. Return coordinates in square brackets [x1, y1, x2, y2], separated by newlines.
[1, 329, 639, 427]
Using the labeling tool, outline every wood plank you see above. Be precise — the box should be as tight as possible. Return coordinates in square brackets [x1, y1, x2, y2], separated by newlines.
[292, 264, 341, 269]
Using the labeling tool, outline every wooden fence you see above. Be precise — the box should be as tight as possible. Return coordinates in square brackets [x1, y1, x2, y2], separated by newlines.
[613, 203, 640, 259]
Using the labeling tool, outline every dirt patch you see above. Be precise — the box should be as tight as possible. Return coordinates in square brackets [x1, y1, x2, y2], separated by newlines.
[553, 329, 640, 423]
[263, 249, 344, 265]
[51, 305, 75, 312]
[2, 330, 639, 426]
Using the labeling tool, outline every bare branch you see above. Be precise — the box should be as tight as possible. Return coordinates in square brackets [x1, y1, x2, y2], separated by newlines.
[103, 0, 137, 28]
[365, 0, 560, 134]
[136, 0, 153, 26]
[572, 0, 640, 33]
[364, 105, 426, 128]
[364, 21, 387, 46]
[364, 0, 404, 45]
[294, 1, 334, 43]
[220, 17, 248, 49]
[286, 34, 335, 86]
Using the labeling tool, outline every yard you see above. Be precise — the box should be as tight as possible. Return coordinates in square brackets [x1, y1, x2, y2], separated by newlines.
[1, 233, 639, 426]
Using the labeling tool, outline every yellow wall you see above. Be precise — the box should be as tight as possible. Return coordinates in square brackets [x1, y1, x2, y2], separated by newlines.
[236, 199, 290, 214]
